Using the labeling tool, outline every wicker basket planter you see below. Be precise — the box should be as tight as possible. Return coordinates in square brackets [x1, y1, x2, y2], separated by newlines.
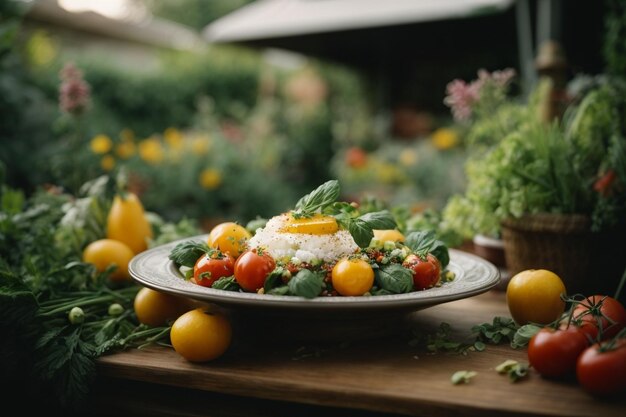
[501, 213, 626, 298]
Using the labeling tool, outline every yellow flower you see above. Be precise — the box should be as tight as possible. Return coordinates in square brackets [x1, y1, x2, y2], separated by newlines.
[199, 168, 222, 190]
[116, 141, 136, 159]
[138, 137, 164, 164]
[90, 134, 113, 154]
[376, 162, 407, 184]
[25, 30, 57, 68]
[164, 127, 184, 150]
[399, 149, 418, 166]
[431, 128, 459, 150]
[100, 155, 115, 171]
[190, 134, 212, 155]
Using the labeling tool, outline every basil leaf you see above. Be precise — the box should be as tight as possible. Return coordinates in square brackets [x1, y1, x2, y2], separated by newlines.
[431, 240, 450, 268]
[168, 240, 210, 267]
[405, 230, 439, 257]
[211, 276, 240, 291]
[511, 324, 542, 348]
[263, 267, 285, 293]
[358, 210, 397, 230]
[267, 285, 290, 296]
[347, 218, 373, 248]
[374, 263, 413, 294]
[288, 269, 325, 299]
[345, 210, 397, 248]
[295, 180, 340, 214]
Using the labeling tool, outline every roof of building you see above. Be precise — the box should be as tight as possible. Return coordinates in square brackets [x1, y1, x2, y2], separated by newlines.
[203, 0, 515, 43]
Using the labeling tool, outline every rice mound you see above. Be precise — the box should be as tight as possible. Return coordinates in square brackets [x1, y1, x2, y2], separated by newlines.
[247, 213, 359, 263]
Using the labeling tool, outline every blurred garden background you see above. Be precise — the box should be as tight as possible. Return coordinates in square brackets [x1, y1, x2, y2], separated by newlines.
[1, 0, 624, 244]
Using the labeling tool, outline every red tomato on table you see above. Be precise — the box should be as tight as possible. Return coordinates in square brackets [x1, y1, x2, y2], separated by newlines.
[527, 326, 589, 378]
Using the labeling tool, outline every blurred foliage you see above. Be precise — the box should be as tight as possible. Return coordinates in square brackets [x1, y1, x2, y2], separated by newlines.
[0, 1, 57, 192]
[604, 0, 626, 76]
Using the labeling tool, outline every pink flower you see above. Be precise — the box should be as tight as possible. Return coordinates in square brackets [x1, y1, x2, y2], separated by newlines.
[444, 79, 480, 121]
[444, 68, 516, 121]
[59, 62, 91, 115]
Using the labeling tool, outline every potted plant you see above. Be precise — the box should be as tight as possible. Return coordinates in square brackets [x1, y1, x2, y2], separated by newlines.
[441, 73, 626, 298]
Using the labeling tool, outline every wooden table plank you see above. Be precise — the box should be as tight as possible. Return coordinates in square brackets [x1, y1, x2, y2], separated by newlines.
[96, 291, 626, 417]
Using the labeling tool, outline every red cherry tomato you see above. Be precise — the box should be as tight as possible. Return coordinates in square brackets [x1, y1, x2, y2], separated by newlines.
[527, 326, 590, 378]
[234, 249, 276, 292]
[403, 254, 441, 290]
[193, 253, 235, 287]
[572, 295, 626, 340]
[576, 339, 626, 396]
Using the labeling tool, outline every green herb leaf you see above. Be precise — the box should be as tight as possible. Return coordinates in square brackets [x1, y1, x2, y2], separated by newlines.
[345, 210, 396, 248]
[405, 231, 437, 257]
[211, 276, 240, 291]
[430, 240, 450, 268]
[263, 267, 285, 293]
[267, 285, 290, 295]
[168, 240, 210, 267]
[347, 218, 373, 248]
[495, 359, 529, 382]
[294, 180, 340, 215]
[451, 370, 477, 385]
[374, 263, 413, 294]
[358, 210, 397, 230]
[288, 269, 324, 299]
[472, 316, 519, 345]
[511, 324, 542, 348]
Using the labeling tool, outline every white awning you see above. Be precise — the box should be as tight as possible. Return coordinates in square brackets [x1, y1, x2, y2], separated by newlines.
[203, 0, 516, 42]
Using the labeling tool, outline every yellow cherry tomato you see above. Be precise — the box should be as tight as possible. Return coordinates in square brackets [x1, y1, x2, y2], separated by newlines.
[133, 287, 191, 327]
[107, 192, 153, 254]
[282, 213, 339, 235]
[373, 229, 405, 243]
[331, 258, 375, 296]
[207, 222, 251, 258]
[506, 269, 566, 325]
[82, 238, 134, 281]
[170, 308, 232, 362]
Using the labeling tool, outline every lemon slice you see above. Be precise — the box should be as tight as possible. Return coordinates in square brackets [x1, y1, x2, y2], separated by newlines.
[282, 213, 339, 235]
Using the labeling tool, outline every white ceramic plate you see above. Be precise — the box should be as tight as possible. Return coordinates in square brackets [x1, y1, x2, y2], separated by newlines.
[129, 235, 500, 313]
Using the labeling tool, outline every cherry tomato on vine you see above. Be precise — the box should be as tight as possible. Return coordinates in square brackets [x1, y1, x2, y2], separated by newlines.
[234, 249, 276, 292]
[331, 258, 374, 296]
[576, 338, 626, 396]
[572, 295, 626, 340]
[402, 254, 440, 290]
[527, 326, 590, 378]
[193, 252, 235, 287]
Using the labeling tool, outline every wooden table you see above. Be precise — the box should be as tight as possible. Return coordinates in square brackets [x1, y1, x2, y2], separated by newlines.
[90, 290, 625, 417]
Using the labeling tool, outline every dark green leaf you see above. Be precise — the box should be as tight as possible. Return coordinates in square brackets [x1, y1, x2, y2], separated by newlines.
[374, 263, 413, 294]
[211, 276, 240, 291]
[511, 324, 542, 348]
[168, 240, 210, 267]
[358, 210, 397, 230]
[288, 269, 324, 299]
[405, 231, 437, 256]
[263, 267, 285, 293]
[294, 180, 340, 215]
[430, 240, 450, 268]
[347, 218, 374, 248]
[267, 285, 290, 296]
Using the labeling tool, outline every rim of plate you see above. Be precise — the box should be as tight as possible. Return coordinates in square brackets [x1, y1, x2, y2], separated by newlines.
[129, 235, 500, 310]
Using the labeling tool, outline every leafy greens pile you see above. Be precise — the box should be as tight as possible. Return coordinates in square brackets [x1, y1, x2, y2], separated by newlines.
[0, 170, 199, 410]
